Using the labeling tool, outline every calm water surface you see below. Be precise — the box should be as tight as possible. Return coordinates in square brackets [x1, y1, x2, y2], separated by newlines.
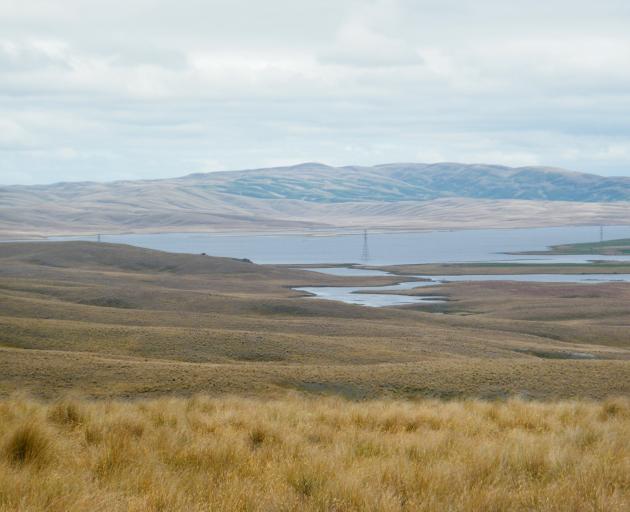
[40, 225, 630, 307]
[49, 225, 630, 265]
[302, 267, 392, 277]
[297, 273, 630, 307]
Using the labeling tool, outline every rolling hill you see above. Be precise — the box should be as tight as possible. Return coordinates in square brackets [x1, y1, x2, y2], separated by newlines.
[2, 162, 630, 237]
[203, 162, 630, 203]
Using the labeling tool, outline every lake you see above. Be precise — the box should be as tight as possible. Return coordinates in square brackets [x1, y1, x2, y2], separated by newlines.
[42, 225, 630, 307]
[296, 272, 630, 307]
[50, 225, 630, 265]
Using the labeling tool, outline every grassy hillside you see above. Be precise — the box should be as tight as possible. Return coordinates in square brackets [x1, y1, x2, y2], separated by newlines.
[209, 162, 630, 202]
[518, 238, 630, 256]
[1, 241, 629, 399]
[0, 395, 628, 511]
[3, 163, 630, 237]
[1, 242, 629, 510]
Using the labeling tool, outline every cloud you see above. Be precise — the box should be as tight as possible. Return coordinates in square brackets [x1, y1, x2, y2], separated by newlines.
[0, 119, 32, 149]
[1, 0, 630, 184]
[319, 22, 424, 68]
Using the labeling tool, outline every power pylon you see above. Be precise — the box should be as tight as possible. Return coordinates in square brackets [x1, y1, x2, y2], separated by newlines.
[361, 229, 369, 262]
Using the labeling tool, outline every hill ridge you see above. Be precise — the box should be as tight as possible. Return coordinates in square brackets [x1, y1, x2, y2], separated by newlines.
[3, 162, 630, 237]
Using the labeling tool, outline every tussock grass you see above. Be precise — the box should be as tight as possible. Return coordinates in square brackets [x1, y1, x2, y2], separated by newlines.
[2, 422, 52, 467]
[47, 399, 87, 427]
[0, 395, 628, 511]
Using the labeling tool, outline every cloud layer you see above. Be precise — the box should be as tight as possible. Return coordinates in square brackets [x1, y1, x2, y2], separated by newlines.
[2, 0, 630, 184]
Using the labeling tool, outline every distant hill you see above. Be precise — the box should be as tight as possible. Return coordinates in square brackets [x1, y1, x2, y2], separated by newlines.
[2, 162, 630, 237]
[200, 162, 630, 203]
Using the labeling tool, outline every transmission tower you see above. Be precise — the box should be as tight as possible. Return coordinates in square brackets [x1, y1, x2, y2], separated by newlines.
[600, 225, 604, 243]
[361, 229, 369, 262]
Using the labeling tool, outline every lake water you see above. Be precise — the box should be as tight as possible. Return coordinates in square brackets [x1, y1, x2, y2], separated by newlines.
[302, 267, 392, 277]
[39, 225, 630, 307]
[294, 285, 446, 307]
[296, 273, 630, 307]
[49, 225, 630, 265]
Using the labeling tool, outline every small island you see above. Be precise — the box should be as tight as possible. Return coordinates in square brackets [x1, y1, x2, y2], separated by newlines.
[516, 237, 630, 256]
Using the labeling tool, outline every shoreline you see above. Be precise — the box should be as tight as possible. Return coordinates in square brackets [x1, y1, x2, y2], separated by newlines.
[4, 222, 630, 242]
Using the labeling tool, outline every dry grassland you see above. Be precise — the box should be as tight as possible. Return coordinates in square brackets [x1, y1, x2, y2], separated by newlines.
[1, 242, 630, 400]
[1, 242, 630, 511]
[1, 395, 629, 512]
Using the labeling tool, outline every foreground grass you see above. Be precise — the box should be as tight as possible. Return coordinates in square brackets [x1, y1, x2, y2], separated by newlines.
[1, 396, 628, 511]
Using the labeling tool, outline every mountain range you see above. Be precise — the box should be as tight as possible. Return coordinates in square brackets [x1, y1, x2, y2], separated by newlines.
[2, 162, 630, 237]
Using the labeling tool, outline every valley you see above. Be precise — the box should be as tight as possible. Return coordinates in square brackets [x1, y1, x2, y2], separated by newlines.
[1, 241, 629, 400]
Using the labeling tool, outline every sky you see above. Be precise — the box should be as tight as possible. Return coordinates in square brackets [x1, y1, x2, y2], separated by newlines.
[2, 0, 630, 185]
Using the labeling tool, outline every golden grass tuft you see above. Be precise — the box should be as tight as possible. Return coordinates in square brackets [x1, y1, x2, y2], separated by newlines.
[248, 426, 267, 448]
[2, 422, 52, 467]
[0, 395, 628, 511]
[47, 399, 86, 427]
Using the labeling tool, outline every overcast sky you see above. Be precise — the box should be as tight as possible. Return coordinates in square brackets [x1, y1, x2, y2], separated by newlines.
[2, 0, 630, 184]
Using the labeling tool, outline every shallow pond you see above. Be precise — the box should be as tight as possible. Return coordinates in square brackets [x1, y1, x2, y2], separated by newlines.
[296, 272, 630, 307]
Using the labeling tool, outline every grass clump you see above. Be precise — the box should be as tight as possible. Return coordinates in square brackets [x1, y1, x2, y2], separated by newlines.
[2, 422, 52, 467]
[47, 399, 86, 428]
[248, 426, 267, 448]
